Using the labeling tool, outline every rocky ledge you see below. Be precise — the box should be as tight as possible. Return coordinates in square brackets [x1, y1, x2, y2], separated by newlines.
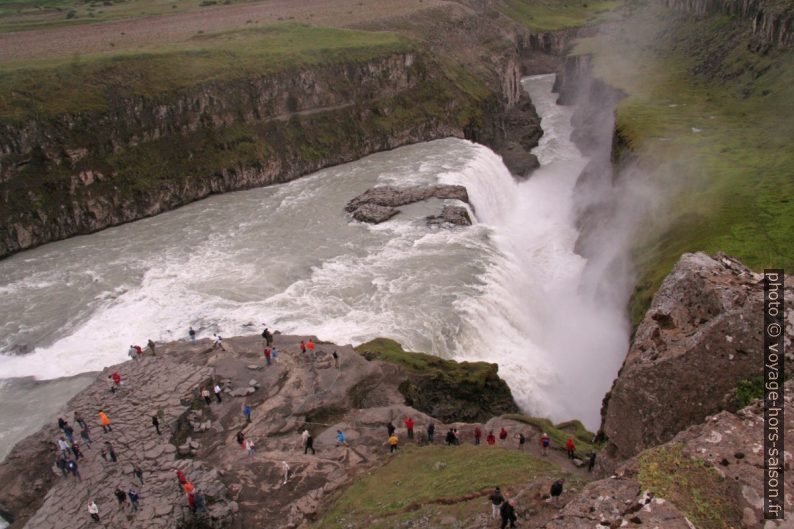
[345, 184, 471, 225]
[598, 252, 793, 472]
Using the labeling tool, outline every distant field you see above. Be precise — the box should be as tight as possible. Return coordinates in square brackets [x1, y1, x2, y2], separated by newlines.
[574, 3, 794, 322]
[498, 0, 622, 31]
[0, 23, 412, 121]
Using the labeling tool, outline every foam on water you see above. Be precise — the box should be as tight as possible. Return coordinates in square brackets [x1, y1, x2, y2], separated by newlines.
[0, 75, 628, 457]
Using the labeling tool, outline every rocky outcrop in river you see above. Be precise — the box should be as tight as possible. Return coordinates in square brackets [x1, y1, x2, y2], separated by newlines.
[345, 184, 471, 225]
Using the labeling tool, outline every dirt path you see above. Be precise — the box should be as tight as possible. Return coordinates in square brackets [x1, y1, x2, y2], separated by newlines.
[0, 0, 450, 64]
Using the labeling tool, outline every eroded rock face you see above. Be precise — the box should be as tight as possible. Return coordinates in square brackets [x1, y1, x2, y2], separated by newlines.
[351, 203, 400, 224]
[547, 379, 794, 529]
[426, 205, 472, 227]
[346, 184, 470, 225]
[599, 252, 793, 469]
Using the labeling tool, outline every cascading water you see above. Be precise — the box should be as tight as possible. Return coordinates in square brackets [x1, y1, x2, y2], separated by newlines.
[0, 74, 628, 461]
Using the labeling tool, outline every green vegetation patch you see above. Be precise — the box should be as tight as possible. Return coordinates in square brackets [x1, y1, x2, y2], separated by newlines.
[315, 444, 575, 529]
[0, 23, 412, 121]
[573, 2, 794, 324]
[498, 0, 622, 31]
[503, 414, 598, 454]
[637, 444, 743, 529]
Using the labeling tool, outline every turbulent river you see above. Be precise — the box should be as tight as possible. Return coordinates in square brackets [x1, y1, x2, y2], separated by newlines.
[0, 74, 629, 460]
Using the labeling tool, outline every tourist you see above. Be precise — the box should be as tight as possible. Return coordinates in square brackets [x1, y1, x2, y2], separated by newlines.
[214, 383, 223, 403]
[213, 334, 224, 350]
[152, 415, 161, 435]
[499, 427, 508, 442]
[474, 426, 482, 445]
[332, 350, 339, 369]
[336, 429, 347, 446]
[499, 496, 517, 529]
[245, 438, 256, 457]
[445, 429, 455, 445]
[58, 417, 67, 432]
[387, 422, 396, 437]
[301, 428, 310, 448]
[194, 491, 207, 513]
[128, 345, 138, 361]
[565, 437, 575, 459]
[114, 487, 127, 507]
[516, 432, 526, 450]
[176, 469, 188, 487]
[74, 411, 87, 430]
[133, 463, 144, 484]
[486, 431, 496, 446]
[128, 488, 140, 512]
[489, 486, 504, 519]
[388, 433, 399, 453]
[134, 344, 143, 356]
[111, 371, 121, 387]
[71, 441, 84, 460]
[55, 455, 67, 477]
[588, 452, 597, 472]
[87, 501, 100, 522]
[147, 339, 156, 356]
[304, 433, 315, 455]
[66, 458, 81, 481]
[187, 492, 196, 513]
[271, 346, 278, 362]
[183, 481, 194, 494]
[427, 423, 435, 444]
[189, 326, 196, 343]
[80, 426, 92, 446]
[262, 327, 273, 347]
[201, 387, 212, 405]
[306, 339, 315, 355]
[540, 432, 550, 456]
[106, 442, 118, 462]
[550, 479, 564, 503]
[236, 430, 245, 447]
[57, 437, 71, 456]
[404, 417, 414, 440]
[453, 428, 461, 445]
[300, 340, 306, 354]
[243, 404, 252, 423]
[264, 347, 272, 365]
[63, 423, 74, 444]
[281, 461, 290, 484]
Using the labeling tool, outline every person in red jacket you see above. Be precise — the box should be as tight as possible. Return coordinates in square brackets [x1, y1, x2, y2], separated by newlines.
[176, 469, 187, 485]
[404, 417, 414, 440]
[486, 431, 496, 446]
[264, 348, 272, 366]
[111, 372, 121, 386]
[565, 437, 576, 459]
[474, 426, 482, 445]
[499, 427, 508, 442]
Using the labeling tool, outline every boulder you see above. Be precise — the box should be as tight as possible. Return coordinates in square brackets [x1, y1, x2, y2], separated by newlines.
[427, 205, 472, 226]
[351, 204, 399, 224]
[345, 184, 469, 212]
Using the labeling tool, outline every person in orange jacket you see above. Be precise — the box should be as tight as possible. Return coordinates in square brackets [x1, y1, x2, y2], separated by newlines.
[565, 437, 576, 459]
[99, 410, 112, 433]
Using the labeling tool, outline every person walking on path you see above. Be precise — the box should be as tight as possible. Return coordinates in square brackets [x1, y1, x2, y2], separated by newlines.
[486, 431, 496, 446]
[243, 404, 252, 423]
[176, 469, 188, 489]
[147, 339, 156, 356]
[114, 488, 127, 507]
[74, 412, 87, 430]
[300, 340, 306, 354]
[489, 486, 504, 519]
[499, 496, 517, 529]
[71, 442, 84, 460]
[474, 426, 482, 445]
[201, 388, 211, 405]
[388, 434, 399, 453]
[194, 491, 207, 513]
[152, 415, 161, 435]
[427, 423, 435, 444]
[304, 433, 315, 455]
[87, 501, 100, 523]
[301, 429, 310, 449]
[332, 351, 339, 369]
[262, 327, 273, 347]
[516, 432, 526, 450]
[264, 347, 272, 366]
[550, 479, 564, 503]
[245, 438, 255, 458]
[189, 327, 196, 343]
[80, 425, 92, 447]
[588, 452, 597, 472]
[306, 339, 315, 355]
[281, 461, 290, 485]
[445, 429, 455, 445]
[565, 437, 576, 459]
[99, 410, 112, 433]
[187, 492, 196, 513]
[236, 431, 245, 447]
[336, 430, 347, 447]
[540, 433, 550, 456]
[66, 458, 81, 481]
[214, 383, 223, 403]
[128, 489, 140, 512]
[499, 427, 508, 443]
[63, 423, 74, 444]
[57, 437, 71, 457]
[271, 346, 279, 362]
[128, 345, 138, 361]
[58, 417, 68, 432]
[133, 463, 144, 484]
[56, 455, 68, 477]
[111, 372, 121, 387]
[387, 422, 396, 437]
[404, 417, 414, 440]
[213, 334, 224, 351]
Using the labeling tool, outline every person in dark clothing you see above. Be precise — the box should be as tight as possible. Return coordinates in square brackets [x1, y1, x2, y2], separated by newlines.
[262, 327, 273, 347]
[147, 339, 156, 356]
[387, 422, 396, 437]
[474, 426, 482, 445]
[133, 463, 144, 484]
[445, 429, 455, 445]
[128, 489, 140, 512]
[243, 404, 252, 423]
[304, 434, 316, 455]
[105, 442, 118, 462]
[550, 479, 564, 503]
[499, 498, 517, 529]
[58, 417, 67, 432]
[588, 452, 597, 472]
[71, 442, 83, 460]
[66, 459, 81, 481]
[63, 423, 75, 444]
[80, 426, 92, 447]
[189, 327, 196, 343]
[489, 486, 504, 519]
[516, 432, 526, 450]
[74, 412, 87, 430]
[114, 488, 127, 507]
[56, 455, 68, 477]
[152, 415, 161, 435]
[427, 423, 435, 443]
[194, 491, 207, 513]
[236, 431, 245, 446]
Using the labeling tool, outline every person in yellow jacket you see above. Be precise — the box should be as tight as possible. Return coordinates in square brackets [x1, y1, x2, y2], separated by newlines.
[99, 410, 112, 433]
[388, 434, 399, 454]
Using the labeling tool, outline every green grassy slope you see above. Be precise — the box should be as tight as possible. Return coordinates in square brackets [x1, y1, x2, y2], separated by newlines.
[314, 444, 585, 529]
[498, 0, 622, 31]
[574, 2, 794, 322]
